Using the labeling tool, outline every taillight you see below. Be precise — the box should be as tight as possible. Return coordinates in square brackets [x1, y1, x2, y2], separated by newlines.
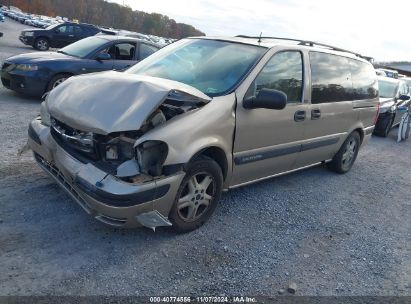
[374, 103, 380, 124]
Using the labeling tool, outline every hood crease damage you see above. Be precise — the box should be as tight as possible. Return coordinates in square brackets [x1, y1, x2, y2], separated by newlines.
[46, 71, 212, 135]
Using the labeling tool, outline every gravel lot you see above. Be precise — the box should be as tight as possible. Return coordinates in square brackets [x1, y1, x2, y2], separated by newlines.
[0, 18, 410, 297]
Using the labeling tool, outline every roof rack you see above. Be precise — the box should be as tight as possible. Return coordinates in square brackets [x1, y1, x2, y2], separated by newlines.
[235, 35, 367, 60]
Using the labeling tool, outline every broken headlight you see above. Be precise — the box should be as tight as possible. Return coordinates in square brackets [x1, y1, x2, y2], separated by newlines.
[136, 141, 168, 176]
[101, 135, 135, 161]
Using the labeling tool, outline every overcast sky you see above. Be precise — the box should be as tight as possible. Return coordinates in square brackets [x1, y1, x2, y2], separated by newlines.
[109, 0, 410, 61]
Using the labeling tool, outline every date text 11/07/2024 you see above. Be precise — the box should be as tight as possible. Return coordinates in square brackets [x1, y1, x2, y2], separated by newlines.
[149, 296, 257, 303]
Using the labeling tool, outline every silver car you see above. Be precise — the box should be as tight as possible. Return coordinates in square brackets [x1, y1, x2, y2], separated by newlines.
[28, 36, 379, 232]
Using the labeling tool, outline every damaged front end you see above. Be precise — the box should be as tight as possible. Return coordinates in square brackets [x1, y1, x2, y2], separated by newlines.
[29, 73, 211, 229]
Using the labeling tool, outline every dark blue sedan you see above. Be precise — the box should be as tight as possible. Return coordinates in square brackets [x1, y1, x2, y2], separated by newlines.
[1, 35, 160, 97]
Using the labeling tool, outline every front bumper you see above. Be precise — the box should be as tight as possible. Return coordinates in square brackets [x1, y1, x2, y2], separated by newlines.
[1, 64, 48, 97]
[19, 35, 34, 46]
[28, 118, 185, 228]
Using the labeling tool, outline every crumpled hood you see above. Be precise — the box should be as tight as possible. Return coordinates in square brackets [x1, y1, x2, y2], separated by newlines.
[46, 71, 212, 135]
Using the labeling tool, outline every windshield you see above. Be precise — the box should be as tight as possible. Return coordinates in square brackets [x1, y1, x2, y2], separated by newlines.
[127, 39, 266, 97]
[45, 23, 58, 30]
[378, 79, 398, 98]
[59, 36, 108, 58]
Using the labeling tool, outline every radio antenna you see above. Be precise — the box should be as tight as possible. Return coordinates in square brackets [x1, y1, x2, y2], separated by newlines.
[258, 32, 262, 43]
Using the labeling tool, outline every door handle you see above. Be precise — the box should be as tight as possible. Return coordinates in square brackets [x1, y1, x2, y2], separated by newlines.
[69, 35, 74, 37]
[294, 110, 306, 122]
[311, 109, 321, 120]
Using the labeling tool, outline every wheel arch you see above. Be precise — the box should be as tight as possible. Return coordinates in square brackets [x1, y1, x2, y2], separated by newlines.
[46, 72, 74, 92]
[189, 146, 229, 181]
[352, 127, 364, 143]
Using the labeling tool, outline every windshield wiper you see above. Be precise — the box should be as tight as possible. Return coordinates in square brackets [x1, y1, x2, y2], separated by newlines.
[57, 50, 77, 57]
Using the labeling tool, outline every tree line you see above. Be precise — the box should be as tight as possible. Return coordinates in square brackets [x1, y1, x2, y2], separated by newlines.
[2, 0, 206, 38]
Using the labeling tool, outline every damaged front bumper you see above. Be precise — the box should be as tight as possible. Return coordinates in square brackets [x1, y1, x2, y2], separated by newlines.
[28, 117, 184, 229]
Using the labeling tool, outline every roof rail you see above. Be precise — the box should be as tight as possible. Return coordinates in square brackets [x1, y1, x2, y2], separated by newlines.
[235, 35, 368, 60]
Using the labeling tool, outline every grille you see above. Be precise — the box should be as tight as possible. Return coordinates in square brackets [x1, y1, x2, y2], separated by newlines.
[50, 117, 98, 160]
[34, 153, 92, 214]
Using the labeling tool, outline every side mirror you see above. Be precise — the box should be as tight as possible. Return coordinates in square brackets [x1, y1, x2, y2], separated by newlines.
[399, 95, 410, 101]
[96, 53, 111, 61]
[243, 88, 287, 110]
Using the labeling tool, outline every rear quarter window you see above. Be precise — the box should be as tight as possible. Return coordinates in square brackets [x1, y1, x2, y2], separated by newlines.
[350, 59, 378, 100]
[310, 52, 352, 104]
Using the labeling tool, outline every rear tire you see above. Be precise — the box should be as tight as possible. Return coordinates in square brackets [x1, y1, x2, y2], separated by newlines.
[327, 131, 361, 174]
[34, 38, 50, 51]
[169, 156, 223, 233]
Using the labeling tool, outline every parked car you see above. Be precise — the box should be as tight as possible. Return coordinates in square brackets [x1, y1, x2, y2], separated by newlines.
[374, 77, 411, 137]
[27, 36, 379, 232]
[19, 22, 101, 51]
[376, 68, 399, 79]
[1, 35, 160, 96]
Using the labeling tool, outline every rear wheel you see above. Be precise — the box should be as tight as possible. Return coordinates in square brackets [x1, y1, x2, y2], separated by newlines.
[47, 74, 71, 92]
[34, 38, 49, 51]
[327, 131, 361, 174]
[169, 156, 223, 233]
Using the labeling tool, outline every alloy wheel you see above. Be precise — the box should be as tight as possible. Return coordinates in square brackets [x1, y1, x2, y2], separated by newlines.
[177, 172, 216, 222]
[341, 138, 357, 170]
[36, 40, 48, 51]
[52, 77, 67, 89]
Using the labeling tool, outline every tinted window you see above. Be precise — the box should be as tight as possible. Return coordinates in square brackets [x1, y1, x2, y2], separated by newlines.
[248, 51, 303, 103]
[350, 59, 378, 100]
[73, 26, 83, 34]
[140, 44, 158, 60]
[310, 52, 352, 103]
[108, 43, 136, 60]
[56, 25, 73, 34]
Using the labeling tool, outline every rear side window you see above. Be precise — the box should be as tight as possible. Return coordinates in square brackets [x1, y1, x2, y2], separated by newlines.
[251, 51, 303, 103]
[310, 52, 352, 103]
[350, 60, 378, 100]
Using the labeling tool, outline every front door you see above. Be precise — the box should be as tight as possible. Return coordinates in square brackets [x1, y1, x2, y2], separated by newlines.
[53, 25, 76, 48]
[231, 50, 308, 186]
[110, 42, 138, 71]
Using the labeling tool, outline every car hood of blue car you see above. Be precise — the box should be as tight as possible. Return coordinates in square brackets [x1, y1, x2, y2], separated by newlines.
[6, 51, 76, 64]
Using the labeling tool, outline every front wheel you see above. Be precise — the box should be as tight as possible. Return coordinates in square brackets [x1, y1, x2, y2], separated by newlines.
[34, 38, 50, 51]
[47, 74, 71, 92]
[169, 156, 223, 233]
[327, 132, 361, 174]
[374, 114, 394, 137]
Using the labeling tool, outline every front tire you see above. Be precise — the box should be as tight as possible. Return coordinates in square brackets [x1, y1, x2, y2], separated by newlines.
[169, 156, 223, 233]
[47, 74, 71, 92]
[34, 38, 50, 51]
[327, 131, 361, 174]
[374, 114, 394, 137]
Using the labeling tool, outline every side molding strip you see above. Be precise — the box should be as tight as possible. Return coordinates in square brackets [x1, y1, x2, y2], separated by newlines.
[234, 136, 340, 165]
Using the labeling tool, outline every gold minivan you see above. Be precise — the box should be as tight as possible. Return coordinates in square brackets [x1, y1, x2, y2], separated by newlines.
[28, 36, 379, 232]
